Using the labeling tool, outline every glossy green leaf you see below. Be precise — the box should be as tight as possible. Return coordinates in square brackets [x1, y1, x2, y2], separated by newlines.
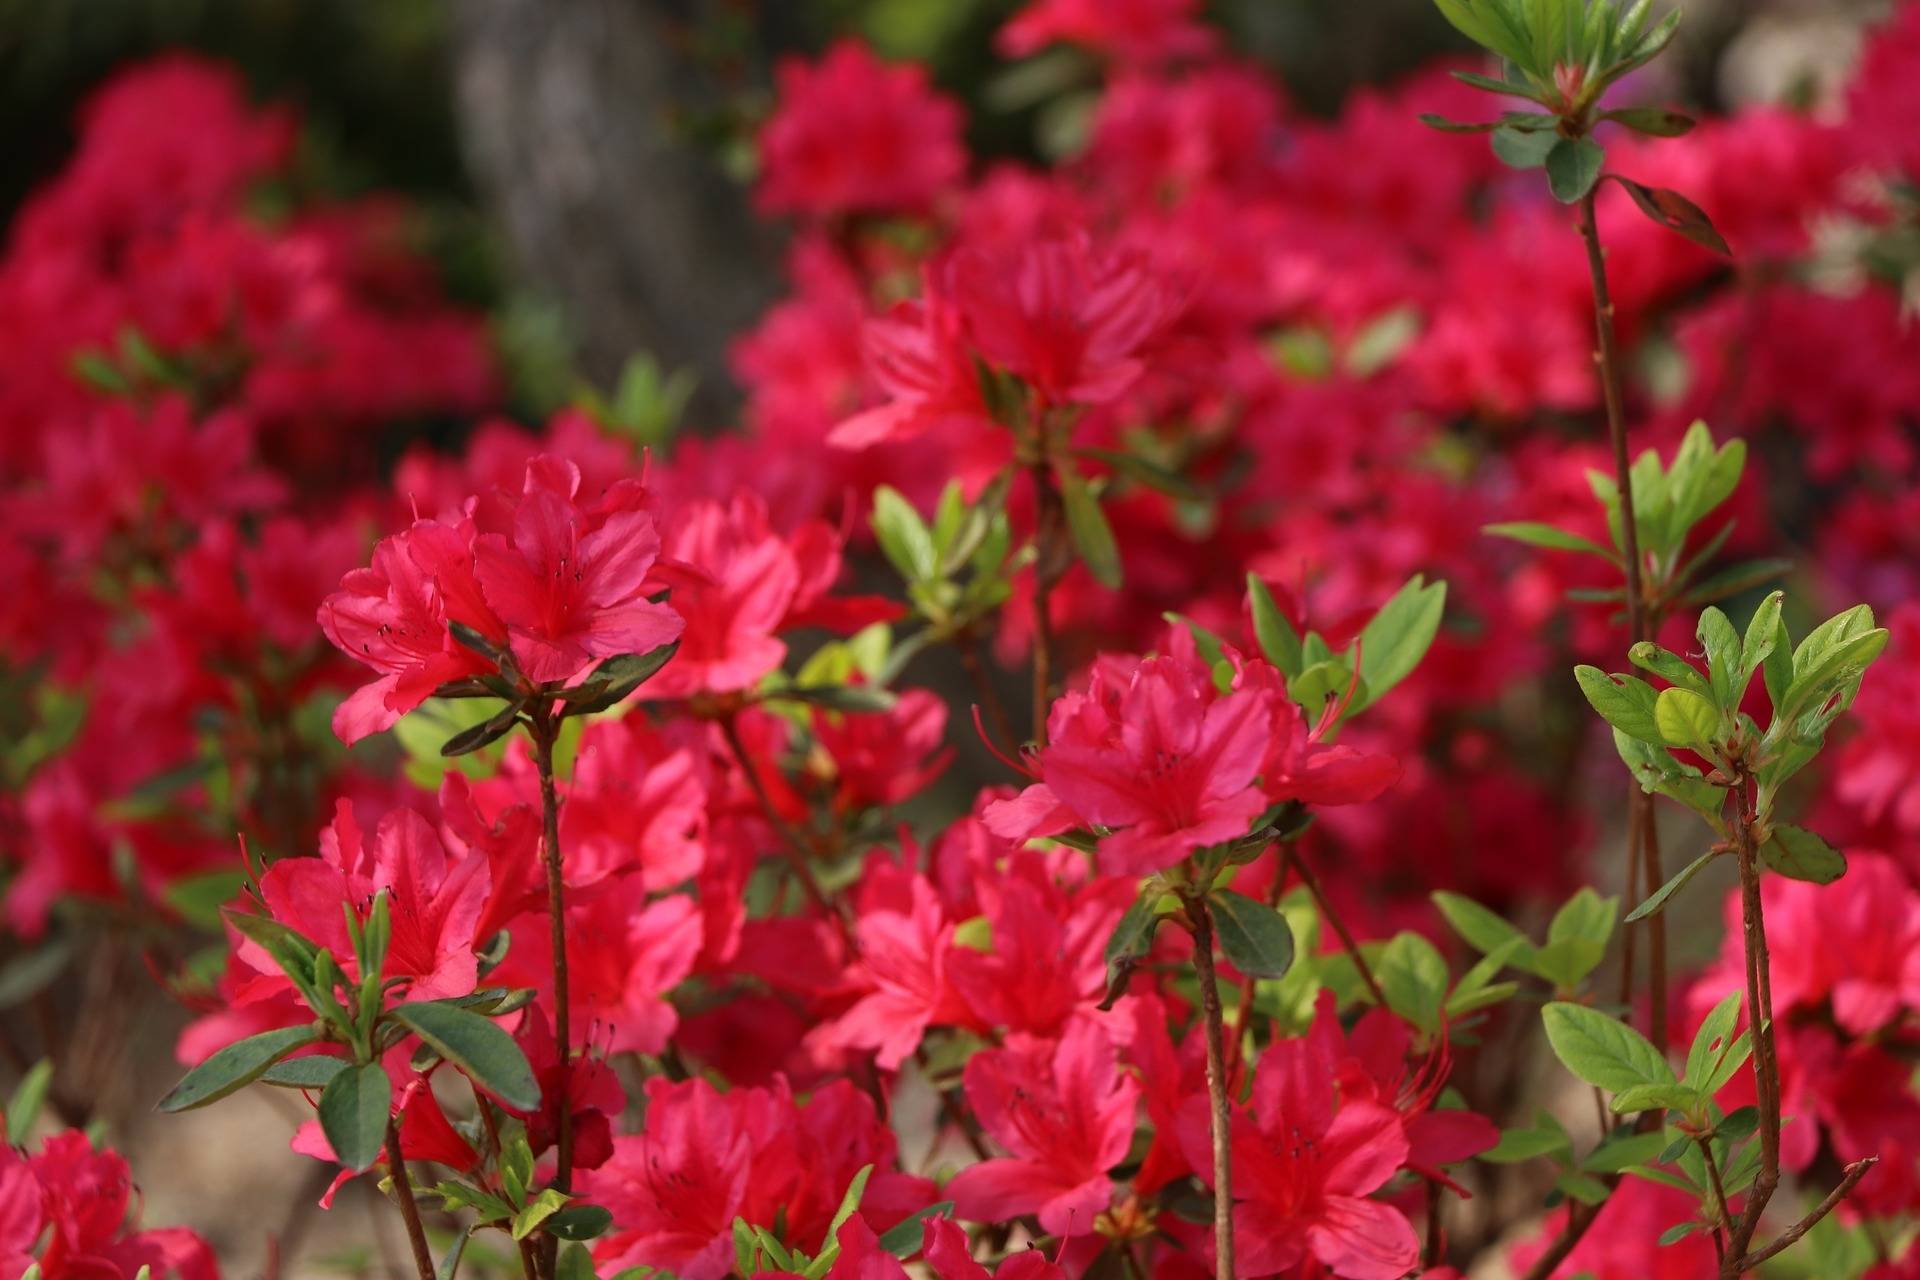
[1542, 1001, 1675, 1094]
[160, 1024, 320, 1111]
[1546, 137, 1605, 202]
[389, 1001, 540, 1111]
[1056, 465, 1122, 590]
[1760, 824, 1846, 885]
[1626, 851, 1714, 923]
[1210, 890, 1296, 980]
[318, 1061, 392, 1173]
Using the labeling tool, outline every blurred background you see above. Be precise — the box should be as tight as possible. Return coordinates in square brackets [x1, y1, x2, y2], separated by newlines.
[0, 0, 1893, 432]
[0, 1, 1905, 1277]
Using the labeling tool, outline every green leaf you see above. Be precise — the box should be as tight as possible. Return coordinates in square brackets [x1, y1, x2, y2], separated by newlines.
[781, 684, 898, 713]
[436, 1228, 473, 1280]
[1210, 890, 1296, 980]
[1626, 851, 1715, 923]
[1574, 666, 1663, 744]
[1100, 892, 1163, 1009]
[1481, 1121, 1573, 1164]
[1376, 931, 1449, 1032]
[1760, 824, 1846, 885]
[1612, 176, 1731, 256]
[389, 1001, 540, 1111]
[512, 1189, 572, 1241]
[1078, 447, 1202, 502]
[547, 1205, 615, 1241]
[1056, 465, 1122, 590]
[1433, 891, 1533, 961]
[872, 486, 938, 584]
[1548, 889, 1618, 950]
[1542, 1001, 1675, 1094]
[1485, 521, 1619, 562]
[558, 643, 681, 716]
[441, 702, 522, 758]
[554, 1244, 595, 1280]
[1583, 1129, 1671, 1171]
[1653, 687, 1719, 751]
[1629, 642, 1712, 696]
[1247, 575, 1303, 676]
[1599, 106, 1694, 136]
[1685, 990, 1745, 1092]
[1739, 591, 1784, 691]
[826, 1165, 873, 1244]
[1608, 1081, 1696, 1115]
[1555, 1169, 1612, 1205]
[877, 1202, 954, 1257]
[259, 1055, 350, 1089]
[1349, 575, 1446, 714]
[5, 1059, 53, 1135]
[0, 937, 74, 1010]
[1546, 137, 1605, 202]
[1659, 1221, 1708, 1246]
[318, 1061, 392, 1173]
[1491, 123, 1560, 168]
[159, 1025, 321, 1112]
[1697, 607, 1742, 709]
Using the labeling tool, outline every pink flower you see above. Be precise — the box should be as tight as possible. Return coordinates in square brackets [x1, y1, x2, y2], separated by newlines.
[318, 520, 498, 745]
[471, 456, 682, 684]
[831, 874, 966, 1069]
[1181, 1028, 1419, 1280]
[814, 687, 954, 812]
[757, 40, 966, 218]
[947, 1017, 1139, 1235]
[645, 491, 896, 697]
[254, 801, 491, 1001]
[0, 1127, 217, 1280]
[946, 233, 1180, 410]
[998, 0, 1216, 64]
[984, 638, 1268, 874]
[831, 277, 997, 450]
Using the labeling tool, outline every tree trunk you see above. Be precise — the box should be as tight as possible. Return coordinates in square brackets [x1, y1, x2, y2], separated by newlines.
[447, 0, 778, 418]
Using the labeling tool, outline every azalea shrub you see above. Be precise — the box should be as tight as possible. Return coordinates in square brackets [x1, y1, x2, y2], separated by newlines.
[3, 1, 1920, 1279]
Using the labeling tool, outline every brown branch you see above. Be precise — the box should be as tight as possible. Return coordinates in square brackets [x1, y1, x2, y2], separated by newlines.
[1187, 897, 1235, 1280]
[528, 711, 575, 1205]
[1725, 794, 1782, 1267]
[1730, 1157, 1878, 1273]
[956, 629, 1018, 752]
[1028, 458, 1063, 746]
[384, 1116, 436, 1280]
[1291, 848, 1388, 1009]
[717, 713, 849, 942]
[1696, 1135, 1733, 1262]
[1578, 183, 1667, 1053]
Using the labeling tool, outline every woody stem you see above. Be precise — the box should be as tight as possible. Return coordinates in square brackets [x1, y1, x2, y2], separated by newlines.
[384, 1116, 436, 1280]
[1188, 895, 1235, 1280]
[1578, 184, 1666, 1053]
[529, 710, 574, 1204]
[1291, 848, 1389, 1009]
[718, 713, 849, 941]
[1724, 787, 1782, 1270]
[1029, 455, 1064, 746]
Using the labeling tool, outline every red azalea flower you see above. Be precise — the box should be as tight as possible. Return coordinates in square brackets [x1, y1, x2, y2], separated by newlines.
[947, 1017, 1139, 1236]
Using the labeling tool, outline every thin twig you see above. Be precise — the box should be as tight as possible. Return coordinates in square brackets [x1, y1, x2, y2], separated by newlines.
[1725, 789, 1782, 1268]
[1520, 1200, 1600, 1280]
[1696, 1135, 1734, 1262]
[1732, 1157, 1879, 1272]
[1187, 896, 1235, 1280]
[956, 629, 1018, 751]
[717, 713, 850, 941]
[1028, 458, 1063, 746]
[1291, 848, 1388, 1009]
[1578, 183, 1667, 1052]
[528, 711, 575, 1202]
[384, 1116, 436, 1280]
